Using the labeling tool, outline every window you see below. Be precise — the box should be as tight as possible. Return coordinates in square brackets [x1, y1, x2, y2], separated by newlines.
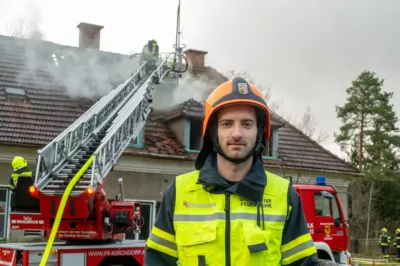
[186, 119, 202, 152]
[5, 87, 27, 101]
[262, 128, 278, 159]
[0, 188, 9, 239]
[314, 192, 341, 219]
[128, 131, 144, 148]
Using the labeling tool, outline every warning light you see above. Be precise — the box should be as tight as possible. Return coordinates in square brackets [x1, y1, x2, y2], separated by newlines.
[29, 186, 39, 198]
[3, 252, 7, 257]
[86, 187, 94, 195]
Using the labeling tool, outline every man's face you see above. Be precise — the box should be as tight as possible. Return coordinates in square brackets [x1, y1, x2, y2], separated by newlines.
[217, 104, 258, 160]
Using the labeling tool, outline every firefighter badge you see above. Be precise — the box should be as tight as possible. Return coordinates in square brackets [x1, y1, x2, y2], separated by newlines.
[324, 225, 331, 235]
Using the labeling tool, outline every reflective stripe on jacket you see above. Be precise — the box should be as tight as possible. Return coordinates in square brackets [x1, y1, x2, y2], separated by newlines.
[379, 234, 391, 246]
[10, 171, 33, 189]
[147, 170, 317, 266]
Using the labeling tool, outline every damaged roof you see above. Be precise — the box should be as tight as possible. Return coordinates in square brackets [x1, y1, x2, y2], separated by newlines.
[0, 34, 360, 175]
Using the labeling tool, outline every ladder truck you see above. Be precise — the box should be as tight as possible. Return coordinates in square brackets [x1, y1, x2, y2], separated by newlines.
[1, 47, 184, 266]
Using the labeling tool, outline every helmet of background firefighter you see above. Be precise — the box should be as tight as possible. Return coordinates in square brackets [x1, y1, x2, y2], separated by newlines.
[11, 156, 28, 171]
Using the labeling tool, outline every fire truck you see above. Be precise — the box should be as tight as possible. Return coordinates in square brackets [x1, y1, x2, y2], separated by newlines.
[0, 32, 189, 264]
[293, 176, 352, 266]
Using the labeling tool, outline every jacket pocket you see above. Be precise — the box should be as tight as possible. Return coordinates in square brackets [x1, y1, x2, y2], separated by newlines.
[175, 221, 217, 266]
[242, 223, 271, 265]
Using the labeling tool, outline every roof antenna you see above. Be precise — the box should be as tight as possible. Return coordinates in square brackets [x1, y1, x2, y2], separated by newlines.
[171, 0, 188, 80]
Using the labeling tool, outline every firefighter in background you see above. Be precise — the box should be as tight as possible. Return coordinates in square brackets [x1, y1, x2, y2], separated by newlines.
[142, 39, 159, 63]
[379, 227, 391, 261]
[10, 156, 34, 191]
[394, 228, 400, 261]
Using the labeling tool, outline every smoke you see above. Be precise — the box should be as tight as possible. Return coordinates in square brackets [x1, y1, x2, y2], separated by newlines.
[5, 37, 141, 100]
[151, 71, 218, 111]
[4, 4, 44, 40]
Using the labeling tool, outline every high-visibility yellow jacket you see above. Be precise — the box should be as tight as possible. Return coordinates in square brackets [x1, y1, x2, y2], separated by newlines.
[10, 168, 33, 190]
[145, 158, 318, 266]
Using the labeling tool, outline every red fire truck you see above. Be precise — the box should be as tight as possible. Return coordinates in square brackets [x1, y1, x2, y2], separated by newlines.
[0, 33, 184, 265]
[294, 176, 352, 266]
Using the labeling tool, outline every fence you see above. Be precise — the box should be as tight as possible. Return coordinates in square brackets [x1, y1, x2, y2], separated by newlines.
[349, 238, 398, 256]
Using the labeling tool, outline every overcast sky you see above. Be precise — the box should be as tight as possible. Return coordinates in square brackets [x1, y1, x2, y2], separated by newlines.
[0, 0, 399, 159]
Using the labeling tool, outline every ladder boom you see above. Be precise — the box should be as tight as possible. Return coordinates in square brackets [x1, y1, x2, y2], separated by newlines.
[91, 61, 170, 187]
[34, 60, 169, 196]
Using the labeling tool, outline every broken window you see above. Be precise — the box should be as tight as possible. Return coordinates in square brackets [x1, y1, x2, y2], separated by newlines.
[4, 87, 27, 101]
[187, 119, 202, 151]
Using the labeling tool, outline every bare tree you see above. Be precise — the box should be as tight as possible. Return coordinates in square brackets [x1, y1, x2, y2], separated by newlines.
[224, 69, 283, 112]
[5, 18, 30, 38]
[4, 9, 44, 40]
[290, 105, 329, 143]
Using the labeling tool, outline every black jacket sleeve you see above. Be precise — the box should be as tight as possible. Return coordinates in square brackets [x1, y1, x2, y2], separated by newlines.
[281, 184, 319, 266]
[144, 179, 178, 266]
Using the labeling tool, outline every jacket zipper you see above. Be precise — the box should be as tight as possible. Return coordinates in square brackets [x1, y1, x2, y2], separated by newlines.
[225, 192, 231, 266]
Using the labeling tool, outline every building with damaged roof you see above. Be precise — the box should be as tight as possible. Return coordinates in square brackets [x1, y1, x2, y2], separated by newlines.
[0, 23, 361, 238]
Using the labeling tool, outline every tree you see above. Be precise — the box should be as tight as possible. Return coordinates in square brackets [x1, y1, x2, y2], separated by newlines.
[335, 70, 400, 247]
[5, 18, 44, 40]
[334, 70, 399, 172]
[292, 106, 329, 143]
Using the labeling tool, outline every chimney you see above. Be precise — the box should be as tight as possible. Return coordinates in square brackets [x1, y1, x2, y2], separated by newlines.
[77, 22, 104, 50]
[184, 49, 208, 68]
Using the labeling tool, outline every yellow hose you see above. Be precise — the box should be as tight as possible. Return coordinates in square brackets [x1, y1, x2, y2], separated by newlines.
[40, 155, 95, 266]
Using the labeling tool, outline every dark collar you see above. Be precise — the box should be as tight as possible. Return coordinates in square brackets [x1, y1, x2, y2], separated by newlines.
[197, 154, 267, 204]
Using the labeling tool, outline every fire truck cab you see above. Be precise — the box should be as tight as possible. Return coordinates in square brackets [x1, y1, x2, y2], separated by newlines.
[294, 176, 352, 266]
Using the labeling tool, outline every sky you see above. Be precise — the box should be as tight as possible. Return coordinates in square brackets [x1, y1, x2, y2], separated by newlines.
[0, 0, 399, 159]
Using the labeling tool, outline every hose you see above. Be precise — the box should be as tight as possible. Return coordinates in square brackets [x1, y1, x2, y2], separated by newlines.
[39, 155, 95, 266]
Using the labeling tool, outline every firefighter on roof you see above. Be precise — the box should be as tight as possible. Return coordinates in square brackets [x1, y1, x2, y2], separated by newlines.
[379, 227, 391, 261]
[10, 156, 33, 191]
[144, 77, 318, 266]
[394, 228, 400, 261]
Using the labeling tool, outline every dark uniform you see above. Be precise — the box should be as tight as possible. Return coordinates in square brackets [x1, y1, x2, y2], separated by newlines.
[10, 156, 34, 191]
[142, 39, 159, 64]
[379, 228, 391, 261]
[144, 77, 318, 266]
[394, 229, 400, 261]
[10, 156, 36, 211]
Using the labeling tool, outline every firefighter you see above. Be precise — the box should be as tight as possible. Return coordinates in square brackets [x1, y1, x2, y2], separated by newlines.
[394, 228, 400, 261]
[10, 156, 34, 191]
[142, 39, 159, 62]
[144, 77, 318, 266]
[379, 227, 391, 261]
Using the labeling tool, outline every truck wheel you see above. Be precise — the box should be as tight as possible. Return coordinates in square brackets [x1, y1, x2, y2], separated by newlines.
[318, 259, 337, 266]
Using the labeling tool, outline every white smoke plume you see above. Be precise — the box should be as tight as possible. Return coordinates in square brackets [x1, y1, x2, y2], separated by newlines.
[3, 37, 141, 100]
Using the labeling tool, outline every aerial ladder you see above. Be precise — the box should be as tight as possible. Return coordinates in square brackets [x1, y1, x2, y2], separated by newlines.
[6, 36, 188, 265]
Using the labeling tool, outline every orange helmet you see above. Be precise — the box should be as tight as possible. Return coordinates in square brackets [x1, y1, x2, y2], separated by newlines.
[195, 77, 271, 169]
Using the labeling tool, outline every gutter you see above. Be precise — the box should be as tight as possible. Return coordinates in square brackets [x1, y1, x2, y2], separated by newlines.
[124, 151, 363, 176]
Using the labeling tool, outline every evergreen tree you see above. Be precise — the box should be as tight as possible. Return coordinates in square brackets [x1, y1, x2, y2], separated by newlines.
[334, 70, 399, 172]
[335, 70, 400, 239]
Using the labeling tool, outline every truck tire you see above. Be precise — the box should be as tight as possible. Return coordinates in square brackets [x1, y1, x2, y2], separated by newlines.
[318, 259, 337, 266]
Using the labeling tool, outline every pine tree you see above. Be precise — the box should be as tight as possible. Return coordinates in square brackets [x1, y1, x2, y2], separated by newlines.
[335, 70, 400, 240]
[334, 70, 399, 172]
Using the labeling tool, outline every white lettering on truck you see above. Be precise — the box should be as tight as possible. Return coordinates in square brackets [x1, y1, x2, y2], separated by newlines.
[87, 249, 144, 257]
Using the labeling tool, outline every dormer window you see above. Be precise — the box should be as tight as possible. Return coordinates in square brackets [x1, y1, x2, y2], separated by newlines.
[262, 128, 278, 159]
[128, 131, 144, 148]
[5, 87, 27, 101]
[185, 119, 202, 152]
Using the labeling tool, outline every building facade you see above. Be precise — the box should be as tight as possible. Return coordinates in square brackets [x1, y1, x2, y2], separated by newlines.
[0, 22, 361, 241]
